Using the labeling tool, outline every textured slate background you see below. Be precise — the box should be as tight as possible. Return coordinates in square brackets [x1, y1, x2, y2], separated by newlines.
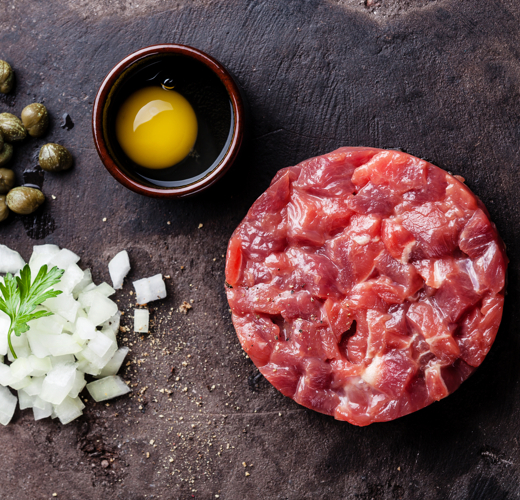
[1, 0, 519, 498]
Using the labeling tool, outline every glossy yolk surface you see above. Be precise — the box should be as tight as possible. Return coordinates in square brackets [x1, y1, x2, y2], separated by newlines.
[116, 86, 198, 170]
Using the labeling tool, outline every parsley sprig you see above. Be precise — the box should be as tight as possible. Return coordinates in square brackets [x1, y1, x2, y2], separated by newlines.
[0, 264, 64, 359]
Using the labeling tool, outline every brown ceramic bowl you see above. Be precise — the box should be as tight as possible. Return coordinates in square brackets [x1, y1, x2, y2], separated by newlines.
[92, 44, 245, 198]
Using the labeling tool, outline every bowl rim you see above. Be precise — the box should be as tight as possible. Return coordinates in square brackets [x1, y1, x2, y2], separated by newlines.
[92, 43, 245, 198]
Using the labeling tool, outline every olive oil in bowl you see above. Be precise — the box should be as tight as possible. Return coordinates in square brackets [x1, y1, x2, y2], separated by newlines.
[106, 54, 234, 188]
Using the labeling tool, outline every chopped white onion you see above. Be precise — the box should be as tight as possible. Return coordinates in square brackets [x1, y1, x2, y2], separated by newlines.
[97, 347, 129, 378]
[96, 282, 116, 298]
[108, 251, 131, 289]
[54, 396, 84, 425]
[33, 401, 52, 421]
[68, 371, 86, 399]
[44, 293, 80, 323]
[18, 389, 36, 410]
[56, 263, 85, 295]
[28, 355, 52, 377]
[0, 245, 25, 275]
[88, 331, 115, 358]
[0, 244, 140, 425]
[48, 248, 80, 270]
[134, 309, 150, 333]
[72, 269, 93, 298]
[0, 385, 17, 425]
[87, 294, 118, 326]
[10, 358, 32, 381]
[40, 363, 77, 405]
[0, 312, 8, 355]
[86, 376, 131, 402]
[75, 317, 97, 340]
[102, 312, 121, 336]
[133, 274, 167, 305]
[10, 376, 31, 390]
[23, 376, 44, 396]
[29, 315, 64, 335]
[29, 244, 60, 273]
[0, 363, 13, 387]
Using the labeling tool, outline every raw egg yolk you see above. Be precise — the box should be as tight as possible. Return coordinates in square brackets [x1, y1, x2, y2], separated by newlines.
[116, 86, 198, 170]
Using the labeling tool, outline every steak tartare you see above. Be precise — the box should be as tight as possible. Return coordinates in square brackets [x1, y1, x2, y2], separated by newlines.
[225, 147, 507, 426]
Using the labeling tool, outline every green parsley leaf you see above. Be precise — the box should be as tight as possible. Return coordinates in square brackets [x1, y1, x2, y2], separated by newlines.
[0, 264, 64, 359]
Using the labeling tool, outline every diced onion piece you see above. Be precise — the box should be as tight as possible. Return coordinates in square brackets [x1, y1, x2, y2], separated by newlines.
[50, 355, 76, 367]
[33, 401, 52, 421]
[88, 331, 115, 358]
[0, 364, 13, 386]
[48, 248, 80, 270]
[98, 347, 129, 378]
[28, 355, 52, 377]
[18, 389, 36, 410]
[28, 315, 64, 335]
[102, 312, 121, 336]
[55, 263, 84, 295]
[75, 317, 97, 340]
[26, 331, 52, 358]
[33, 395, 49, 410]
[9, 376, 31, 390]
[77, 360, 102, 377]
[0, 245, 25, 275]
[29, 244, 60, 275]
[23, 376, 44, 396]
[68, 371, 86, 399]
[108, 250, 131, 289]
[133, 274, 167, 305]
[82, 340, 118, 371]
[0, 312, 9, 356]
[134, 309, 149, 333]
[54, 396, 84, 425]
[0, 386, 17, 425]
[32, 333, 82, 357]
[10, 358, 32, 381]
[30, 244, 60, 265]
[72, 269, 93, 298]
[102, 327, 116, 345]
[86, 375, 131, 402]
[44, 293, 80, 323]
[87, 294, 118, 326]
[96, 282, 116, 298]
[40, 363, 77, 405]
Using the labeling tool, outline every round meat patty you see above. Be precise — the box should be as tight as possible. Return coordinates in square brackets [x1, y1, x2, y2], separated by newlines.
[225, 147, 507, 426]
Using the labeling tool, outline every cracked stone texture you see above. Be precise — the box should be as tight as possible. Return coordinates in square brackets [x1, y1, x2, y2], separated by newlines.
[0, 0, 520, 499]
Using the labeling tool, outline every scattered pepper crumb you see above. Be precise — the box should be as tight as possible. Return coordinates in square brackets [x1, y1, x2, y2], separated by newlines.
[178, 301, 192, 314]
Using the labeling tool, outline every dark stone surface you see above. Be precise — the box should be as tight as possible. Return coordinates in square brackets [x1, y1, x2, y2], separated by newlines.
[1, 1, 520, 499]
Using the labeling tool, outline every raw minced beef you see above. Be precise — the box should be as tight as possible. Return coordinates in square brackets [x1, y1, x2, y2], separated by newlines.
[225, 147, 507, 426]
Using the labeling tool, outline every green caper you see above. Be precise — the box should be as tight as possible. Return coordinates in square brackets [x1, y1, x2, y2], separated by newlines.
[0, 168, 15, 194]
[39, 143, 73, 172]
[0, 113, 26, 142]
[21, 103, 49, 137]
[0, 195, 9, 222]
[0, 143, 13, 167]
[6, 186, 45, 215]
[0, 61, 14, 94]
